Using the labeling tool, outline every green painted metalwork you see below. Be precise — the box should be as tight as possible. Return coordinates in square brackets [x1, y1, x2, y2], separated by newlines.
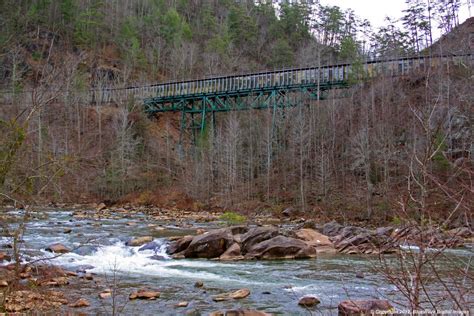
[144, 80, 348, 149]
[144, 81, 347, 115]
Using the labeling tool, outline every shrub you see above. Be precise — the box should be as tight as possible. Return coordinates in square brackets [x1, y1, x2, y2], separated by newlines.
[219, 211, 246, 225]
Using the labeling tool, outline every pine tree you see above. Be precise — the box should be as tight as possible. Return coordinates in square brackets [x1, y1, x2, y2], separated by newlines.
[374, 17, 412, 58]
[434, 0, 462, 34]
[402, 0, 428, 53]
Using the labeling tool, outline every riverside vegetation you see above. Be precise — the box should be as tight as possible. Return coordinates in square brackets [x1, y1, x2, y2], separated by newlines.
[0, 0, 473, 314]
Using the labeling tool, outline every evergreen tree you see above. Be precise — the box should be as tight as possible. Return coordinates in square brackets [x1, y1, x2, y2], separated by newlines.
[402, 0, 428, 52]
[228, 3, 258, 56]
[373, 17, 412, 57]
[434, 0, 462, 33]
[278, 2, 311, 48]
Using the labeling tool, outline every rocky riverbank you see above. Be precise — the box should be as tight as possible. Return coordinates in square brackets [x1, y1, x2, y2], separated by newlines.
[0, 264, 96, 313]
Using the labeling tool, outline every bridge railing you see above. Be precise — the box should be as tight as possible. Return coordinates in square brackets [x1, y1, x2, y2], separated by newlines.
[1, 54, 472, 106]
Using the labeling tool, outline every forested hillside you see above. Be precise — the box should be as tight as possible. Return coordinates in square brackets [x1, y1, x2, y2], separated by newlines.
[2, 0, 467, 84]
[0, 0, 472, 225]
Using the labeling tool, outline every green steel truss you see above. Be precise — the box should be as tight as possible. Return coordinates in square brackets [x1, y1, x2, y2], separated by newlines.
[144, 81, 348, 145]
[144, 81, 347, 115]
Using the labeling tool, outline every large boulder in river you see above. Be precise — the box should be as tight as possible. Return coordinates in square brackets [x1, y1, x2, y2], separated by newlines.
[245, 236, 316, 260]
[219, 243, 243, 261]
[167, 235, 193, 255]
[184, 228, 234, 258]
[338, 299, 393, 315]
[241, 227, 279, 253]
[292, 229, 335, 254]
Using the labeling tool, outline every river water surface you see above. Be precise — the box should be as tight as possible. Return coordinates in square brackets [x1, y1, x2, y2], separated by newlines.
[1, 209, 472, 315]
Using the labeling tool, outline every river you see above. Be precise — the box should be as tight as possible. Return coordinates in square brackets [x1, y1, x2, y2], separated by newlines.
[1, 209, 472, 315]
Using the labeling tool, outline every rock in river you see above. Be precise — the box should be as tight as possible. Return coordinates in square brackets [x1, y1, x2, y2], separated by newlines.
[0, 251, 11, 262]
[335, 233, 373, 254]
[148, 254, 167, 260]
[126, 236, 153, 247]
[138, 241, 160, 252]
[355, 272, 364, 279]
[292, 228, 335, 254]
[338, 299, 393, 315]
[212, 288, 251, 301]
[46, 243, 70, 254]
[322, 221, 345, 237]
[184, 228, 234, 258]
[219, 243, 243, 261]
[240, 227, 279, 253]
[298, 296, 320, 307]
[70, 298, 90, 308]
[129, 289, 160, 300]
[99, 290, 111, 299]
[245, 236, 316, 260]
[167, 235, 193, 255]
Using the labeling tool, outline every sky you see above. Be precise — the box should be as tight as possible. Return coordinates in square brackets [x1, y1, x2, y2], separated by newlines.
[319, 0, 473, 32]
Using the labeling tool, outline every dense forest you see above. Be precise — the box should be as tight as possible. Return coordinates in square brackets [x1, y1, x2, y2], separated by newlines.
[1, 0, 469, 80]
[0, 0, 472, 225]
